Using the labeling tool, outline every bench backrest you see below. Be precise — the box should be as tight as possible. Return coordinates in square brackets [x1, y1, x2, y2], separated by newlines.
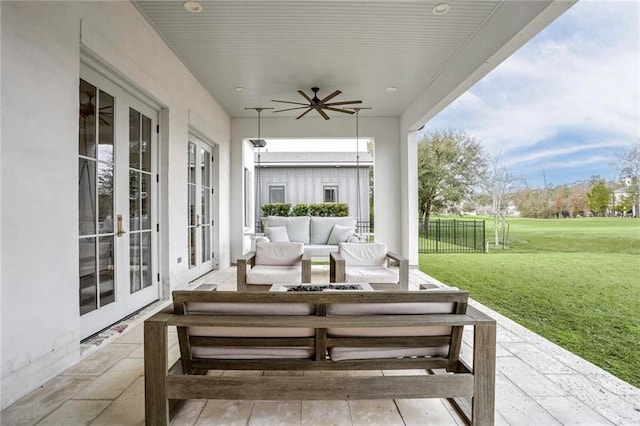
[172, 290, 468, 373]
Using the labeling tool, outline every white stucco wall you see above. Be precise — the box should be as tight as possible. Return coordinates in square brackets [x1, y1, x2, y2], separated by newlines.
[0, 1, 230, 408]
[230, 116, 403, 263]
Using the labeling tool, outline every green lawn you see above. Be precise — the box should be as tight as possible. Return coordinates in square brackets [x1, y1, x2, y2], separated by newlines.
[419, 216, 640, 387]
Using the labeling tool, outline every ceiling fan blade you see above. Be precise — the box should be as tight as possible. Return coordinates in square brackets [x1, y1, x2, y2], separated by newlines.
[324, 100, 363, 107]
[296, 108, 314, 120]
[316, 107, 331, 120]
[273, 106, 309, 113]
[271, 100, 310, 106]
[320, 90, 341, 104]
[298, 90, 313, 103]
[323, 106, 355, 115]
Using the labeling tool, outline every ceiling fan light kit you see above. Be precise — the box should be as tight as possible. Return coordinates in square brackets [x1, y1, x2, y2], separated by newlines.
[272, 87, 363, 120]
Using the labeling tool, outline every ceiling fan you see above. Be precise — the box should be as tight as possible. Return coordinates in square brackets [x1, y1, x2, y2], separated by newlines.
[272, 87, 362, 120]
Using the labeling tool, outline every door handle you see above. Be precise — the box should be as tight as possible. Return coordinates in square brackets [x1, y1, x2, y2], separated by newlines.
[196, 214, 201, 228]
[116, 214, 126, 237]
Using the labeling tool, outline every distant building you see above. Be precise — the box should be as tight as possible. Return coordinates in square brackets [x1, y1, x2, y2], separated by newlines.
[614, 186, 638, 217]
[255, 151, 373, 224]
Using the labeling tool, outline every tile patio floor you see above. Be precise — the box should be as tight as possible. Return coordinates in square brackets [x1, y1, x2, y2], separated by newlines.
[2, 267, 639, 425]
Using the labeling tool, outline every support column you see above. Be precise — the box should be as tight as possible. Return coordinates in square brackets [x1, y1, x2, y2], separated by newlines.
[400, 129, 419, 266]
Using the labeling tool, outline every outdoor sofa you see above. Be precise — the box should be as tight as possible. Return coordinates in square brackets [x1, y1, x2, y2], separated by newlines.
[144, 289, 496, 425]
[256, 215, 360, 257]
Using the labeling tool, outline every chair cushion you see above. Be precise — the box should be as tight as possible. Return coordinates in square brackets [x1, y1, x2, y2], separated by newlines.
[327, 224, 356, 245]
[265, 216, 310, 244]
[345, 266, 398, 283]
[310, 217, 356, 244]
[338, 243, 387, 266]
[264, 226, 290, 242]
[247, 265, 303, 284]
[255, 242, 303, 266]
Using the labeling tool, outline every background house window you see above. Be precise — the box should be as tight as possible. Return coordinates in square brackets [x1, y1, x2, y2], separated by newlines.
[323, 185, 338, 203]
[269, 185, 285, 203]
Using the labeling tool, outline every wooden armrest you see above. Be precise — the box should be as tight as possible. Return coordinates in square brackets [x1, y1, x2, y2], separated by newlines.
[386, 252, 409, 291]
[236, 251, 257, 292]
[301, 253, 312, 283]
[386, 251, 407, 263]
[329, 252, 345, 283]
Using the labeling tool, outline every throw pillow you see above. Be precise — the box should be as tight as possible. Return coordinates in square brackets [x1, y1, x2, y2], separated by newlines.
[327, 224, 355, 245]
[265, 226, 290, 243]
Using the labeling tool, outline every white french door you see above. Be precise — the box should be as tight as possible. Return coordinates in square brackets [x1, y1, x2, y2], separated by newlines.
[78, 64, 159, 339]
[187, 137, 216, 279]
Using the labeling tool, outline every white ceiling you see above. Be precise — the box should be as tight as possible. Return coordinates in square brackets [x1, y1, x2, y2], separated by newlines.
[133, 1, 574, 122]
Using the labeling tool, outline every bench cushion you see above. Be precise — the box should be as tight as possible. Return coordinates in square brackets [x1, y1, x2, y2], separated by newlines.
[191, 347, 314, 359]
[186, 301, 315, 343]
[264, 226, 290, 242]
[265, 216, 310, 244]
[310, 217, 356, 244]
[327, 298, 456, 361]
[329, 347, 448, 361]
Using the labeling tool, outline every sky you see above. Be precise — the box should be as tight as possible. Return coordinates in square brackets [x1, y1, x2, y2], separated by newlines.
[420, 0, 640, 188]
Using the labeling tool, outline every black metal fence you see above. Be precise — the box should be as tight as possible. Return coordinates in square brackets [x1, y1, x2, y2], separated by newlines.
[419, 219, 486, 253]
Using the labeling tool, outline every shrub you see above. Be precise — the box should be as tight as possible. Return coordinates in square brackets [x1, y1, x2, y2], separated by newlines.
[262, 202, 348, 217]
[308, 203, 349, 217]
[261, 203, 291, 216]
[291, 203, 310, 216]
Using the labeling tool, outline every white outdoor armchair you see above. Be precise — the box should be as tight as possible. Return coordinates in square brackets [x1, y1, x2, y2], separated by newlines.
[237, 242, 311, 292]
[329, 242, 409, 290]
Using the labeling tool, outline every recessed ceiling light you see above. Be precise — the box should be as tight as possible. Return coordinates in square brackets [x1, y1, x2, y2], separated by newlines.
[432, 3, 450, 15]
[234, 87, 247, 93]
[183, 1, 203, 13]
[386, 87, 398, 93]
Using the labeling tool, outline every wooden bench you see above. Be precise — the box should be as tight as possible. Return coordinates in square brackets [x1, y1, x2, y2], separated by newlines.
[144, 290, 496, 425]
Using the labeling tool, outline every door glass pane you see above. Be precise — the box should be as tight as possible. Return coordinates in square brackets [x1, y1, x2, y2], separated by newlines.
[189, 228, 197, 268]
[79, 237, 97, 315]
[141, 231, 152, 289]
[141, 115, 152, 172]
[79, 79, 96, 158]
[98, 162, 114, 233]
[98, 91, 114, 163]
[79, 158, 96, 235]
[201, 187, 210, 225]
[130, 170, 140, 232]
[201, 148, 210, 185]
[188, 185, 196, 226]
[141, 172, 151, 230]
[188, 142, 196, 184]
[98, 236, 115, 306]
[129, 108, 140, 168]
[130, 232, 141, 293]
[201, 226, 210, 263]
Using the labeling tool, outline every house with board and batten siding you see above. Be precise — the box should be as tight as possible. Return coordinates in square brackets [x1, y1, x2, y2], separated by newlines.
[255, 151, 373, 227]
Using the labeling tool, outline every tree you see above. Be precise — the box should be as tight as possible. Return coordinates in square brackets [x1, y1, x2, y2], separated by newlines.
[613, 141, 640, 217]
[586, 180, 612, 216]
[483, 155, 520, 245]
[417, 130, 487, 220]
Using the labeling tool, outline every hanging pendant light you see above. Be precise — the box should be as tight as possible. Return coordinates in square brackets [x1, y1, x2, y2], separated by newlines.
[245, 107, 273, 230]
